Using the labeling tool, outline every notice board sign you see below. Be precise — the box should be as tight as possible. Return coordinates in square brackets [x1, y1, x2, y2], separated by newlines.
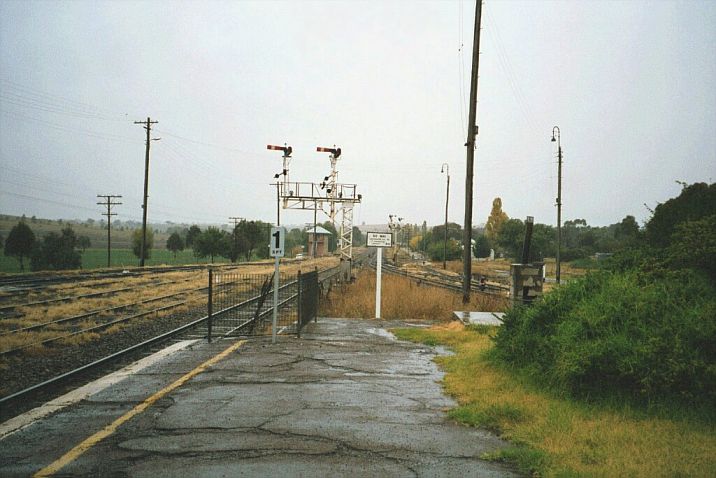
[366, 232, 392, 248]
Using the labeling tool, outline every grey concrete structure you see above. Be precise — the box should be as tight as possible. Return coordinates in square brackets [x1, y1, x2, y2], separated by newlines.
[454, 311, 505, 326]
[1, 319, 519, 477]
[510, 263, 544, 305]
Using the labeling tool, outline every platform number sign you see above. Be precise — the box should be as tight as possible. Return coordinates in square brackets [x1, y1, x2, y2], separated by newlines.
[270, 226, 286, 258]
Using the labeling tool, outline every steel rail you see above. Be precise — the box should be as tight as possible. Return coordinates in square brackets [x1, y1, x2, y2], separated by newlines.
[0, 307, 211, 407]
[413, 265, 510, 292]
[0, 259, 293, 290]
[374, 261, 508, 297]
[0, 287, 201, 336]
[0, 279, 179, 312]
[0, 264, 341, 407]
[0, 301, 187, 357]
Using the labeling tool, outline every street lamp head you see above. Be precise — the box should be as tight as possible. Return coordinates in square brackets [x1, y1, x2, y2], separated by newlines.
[551, 135, 556, 142]
[441, 162, 449, 174]
[552, 126, 560, 143]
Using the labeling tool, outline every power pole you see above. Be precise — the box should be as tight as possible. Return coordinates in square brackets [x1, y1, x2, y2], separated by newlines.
[134, 117, 159, 267]
[229, 216, 243, 262]
[551, 126, 563, 284]
[462, 0, 483, 304]
[441, 163, 450, 270]
[97, 194, 122, 268]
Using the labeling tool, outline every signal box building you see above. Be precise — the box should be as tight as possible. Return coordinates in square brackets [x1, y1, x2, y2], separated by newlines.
[306, 226, 332, 257]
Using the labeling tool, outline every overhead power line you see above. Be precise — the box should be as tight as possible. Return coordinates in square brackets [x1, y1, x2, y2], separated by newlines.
[0, 77, 132, 120]
[0, 108, 138, 144]
[154, 128, 262, 156]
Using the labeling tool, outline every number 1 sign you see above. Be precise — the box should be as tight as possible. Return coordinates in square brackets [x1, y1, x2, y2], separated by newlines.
[270, 226, 285, 258]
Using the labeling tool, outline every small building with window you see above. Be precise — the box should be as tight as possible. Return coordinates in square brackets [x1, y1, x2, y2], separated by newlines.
[306, 226, 332, 257]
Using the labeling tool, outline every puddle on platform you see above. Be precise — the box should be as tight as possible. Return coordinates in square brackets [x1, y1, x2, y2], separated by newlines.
[434, 346, 455, 356]
[366, 328, 396, 341]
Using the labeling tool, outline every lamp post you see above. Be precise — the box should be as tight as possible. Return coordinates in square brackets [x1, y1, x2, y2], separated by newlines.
[441, 163, 450, 269]
[551, 126, 562, 284]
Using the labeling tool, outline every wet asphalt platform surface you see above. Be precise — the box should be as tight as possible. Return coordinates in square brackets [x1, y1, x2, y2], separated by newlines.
[1, 318, 519, 477]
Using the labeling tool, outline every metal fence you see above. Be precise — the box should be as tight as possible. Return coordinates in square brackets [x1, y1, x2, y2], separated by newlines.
[297, 270, 319, 334]
[206, 267, 337, 340]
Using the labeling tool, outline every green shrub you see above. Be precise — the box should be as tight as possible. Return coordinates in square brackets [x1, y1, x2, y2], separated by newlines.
[568, 257, 600, 270]
[666, 214, 716, 281]
[494, 269, 716, 402]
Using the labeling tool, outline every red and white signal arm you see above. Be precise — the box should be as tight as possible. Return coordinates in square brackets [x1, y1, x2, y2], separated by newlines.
[367, 232, 392, 247]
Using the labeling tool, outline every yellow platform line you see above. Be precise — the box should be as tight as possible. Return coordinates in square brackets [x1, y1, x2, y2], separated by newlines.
[33, 339, 246, 477]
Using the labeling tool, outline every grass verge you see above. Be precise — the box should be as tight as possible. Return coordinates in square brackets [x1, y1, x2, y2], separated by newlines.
[392, 324, 716, 477]
[321, 269, 507, 320]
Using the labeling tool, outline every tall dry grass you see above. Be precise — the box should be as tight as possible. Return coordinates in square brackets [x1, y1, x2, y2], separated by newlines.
[322, 269, 507, 321]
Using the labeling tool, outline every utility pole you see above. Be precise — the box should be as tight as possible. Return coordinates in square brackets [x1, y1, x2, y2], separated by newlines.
[441, 163, 450, 270]
[134, 117, 159, 267]
[551, 126, 563, 284]
[97, 194, 122, 268]
[229, 216, 243, 263]
[462, 0, 483, 304]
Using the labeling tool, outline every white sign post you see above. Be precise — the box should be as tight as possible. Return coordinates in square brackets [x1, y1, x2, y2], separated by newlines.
[269, 226, 285, 344]
[366, 232, 392, 319]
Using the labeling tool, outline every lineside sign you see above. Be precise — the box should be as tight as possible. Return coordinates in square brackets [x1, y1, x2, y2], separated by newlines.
[366, 232, 392, 247]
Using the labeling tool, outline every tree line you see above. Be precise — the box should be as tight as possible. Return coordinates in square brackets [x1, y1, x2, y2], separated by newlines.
[3, 223, 91, 271]
[401, 196, 645, 263]
[2, 217, 359, 272]
[4, 190, 659, 272]
[134, 220, 349, 264]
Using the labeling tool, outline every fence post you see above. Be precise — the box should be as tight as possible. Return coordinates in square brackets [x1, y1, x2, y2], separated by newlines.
[297, 270, 302, 338]
[207, 268, 213, 343]
[315, 266, 319, 323]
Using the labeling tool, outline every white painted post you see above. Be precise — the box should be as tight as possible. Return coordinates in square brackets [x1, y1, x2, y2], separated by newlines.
[375, 247, 382, 319]
[367, 231, 391, 320]
[272, 255, 279, 344]
[269, 226, 285, 345]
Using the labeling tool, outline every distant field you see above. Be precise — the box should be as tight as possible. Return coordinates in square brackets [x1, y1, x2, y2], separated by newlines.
[0, 216, 171, 250]
[80, 248, 231, 269]
[0, 248, 230, 274]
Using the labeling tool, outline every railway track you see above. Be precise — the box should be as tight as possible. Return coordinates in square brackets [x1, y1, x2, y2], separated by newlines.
[0, 263, 343, 420]
[0, 278, 182, 312]
[0, 258, 301, 294]
[372, 259, 510, 297]
[0, 289, 195, 337]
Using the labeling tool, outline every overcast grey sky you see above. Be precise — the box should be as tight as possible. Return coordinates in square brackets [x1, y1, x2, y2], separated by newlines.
[1, 0, 714, 229]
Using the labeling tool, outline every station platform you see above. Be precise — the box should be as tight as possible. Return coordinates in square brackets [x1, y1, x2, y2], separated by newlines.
[1, 319, 518, 477]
